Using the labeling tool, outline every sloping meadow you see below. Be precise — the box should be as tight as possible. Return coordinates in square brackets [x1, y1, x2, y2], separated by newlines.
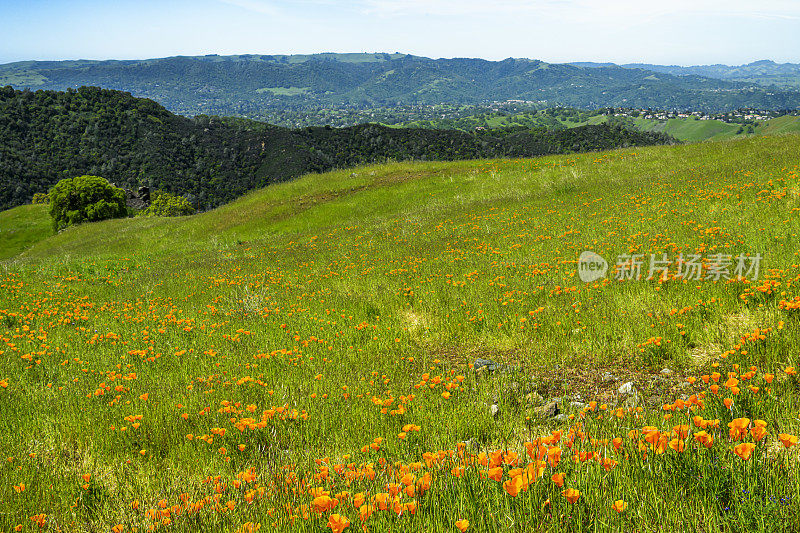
[2, 135, 800, 531]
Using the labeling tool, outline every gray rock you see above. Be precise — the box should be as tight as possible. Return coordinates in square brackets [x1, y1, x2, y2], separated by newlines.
[525, 392, 544, 405]
[473, 358, 518, 374]
[534, 400, 560, 419]
[490, 403, 501, 419]
[474, 358, 496, 371]
[554, 413, 570, 423]
[618, 381, 637, 395]
[660, 368, 673, 375]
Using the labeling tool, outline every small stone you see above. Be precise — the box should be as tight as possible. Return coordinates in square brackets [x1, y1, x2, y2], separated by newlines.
[534, 400, 560, 419]
[473, 358, 517, 375]
[660, 368, 673, 375]
[554, 413, 570, 423]
[618, 381, 636, 395]
[474, 358, 496, 372]
[525, 392, 544, 405]
[601, 372, 616, 383]
[490, 403, 501, 419]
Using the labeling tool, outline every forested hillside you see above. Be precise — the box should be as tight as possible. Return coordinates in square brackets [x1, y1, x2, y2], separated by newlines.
[0, 86, 674, 211]
[1, 54, 799, 119]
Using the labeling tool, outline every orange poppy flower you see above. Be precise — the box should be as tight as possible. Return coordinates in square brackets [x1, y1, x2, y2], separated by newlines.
[785, 367, 797, 376]
[488, 450, 504, 468]
[779, 434, 799, 448]
[547, 447, 561, 468]
[327, 514, 350, 533]
[312, 495, 338, 514]
[562, 488, 581, 504]
[503, 475, 524, 497]
[488, 467, 503, 482]
[612, 500, 627, 513]
[551, 472, 565, 487]
[455, 519, 469, 532]
[694, 431, 714, 448]
[751, 425, 767, 442]
[728, 418, 750, 441]
[525, 461, 545, 482]
[668, 438, 685, 453]
[723, 398, 733, 409]
[358, 504, 374, 521]
[733, 442, 756, 461]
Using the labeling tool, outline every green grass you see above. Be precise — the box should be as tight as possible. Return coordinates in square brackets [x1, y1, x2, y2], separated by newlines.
[0, 70, 48, 86]
[2, 135, 800, 532]
[0, 203, 52, 260]
[756, 115, 800, 136]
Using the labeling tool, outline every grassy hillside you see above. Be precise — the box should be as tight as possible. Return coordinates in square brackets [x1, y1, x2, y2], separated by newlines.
[2, 136, 800, 531]
[0, 86, 673, 211]
[397, 110, 800, 143]
[0, 203, 51, 259]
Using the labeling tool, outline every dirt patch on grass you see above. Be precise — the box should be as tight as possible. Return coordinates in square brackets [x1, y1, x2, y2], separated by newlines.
[373, 168, 444, 185]
[431, 344, 696, 407]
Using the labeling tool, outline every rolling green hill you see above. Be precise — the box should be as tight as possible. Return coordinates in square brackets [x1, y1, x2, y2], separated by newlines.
[397, 109, 800, 143]
[2, 135, 800, 531]
[0, 86, 674, 212]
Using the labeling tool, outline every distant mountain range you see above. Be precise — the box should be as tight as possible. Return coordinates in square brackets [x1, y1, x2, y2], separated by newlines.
[1, 54, 799, 118]
[570, 59, 800, 89]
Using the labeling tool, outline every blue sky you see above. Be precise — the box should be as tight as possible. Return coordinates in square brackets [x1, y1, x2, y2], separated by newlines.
[1, 0, 799, 65]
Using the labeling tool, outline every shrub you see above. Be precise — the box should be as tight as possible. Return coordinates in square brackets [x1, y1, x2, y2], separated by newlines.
[139, 190, 195, 217]
[31, 192, 49, 204]
[48, 175, 127, 231]
[31, 192, 50, 204]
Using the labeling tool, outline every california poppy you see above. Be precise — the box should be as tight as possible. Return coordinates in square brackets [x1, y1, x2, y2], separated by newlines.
[733, 442, 756, 460]
[327, 513, 350, 533]
[503, 475, 524, 497]
[562, 488, 581, 504]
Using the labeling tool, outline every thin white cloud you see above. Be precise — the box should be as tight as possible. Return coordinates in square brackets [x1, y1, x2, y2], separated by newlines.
[358, 0, 800, 20]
